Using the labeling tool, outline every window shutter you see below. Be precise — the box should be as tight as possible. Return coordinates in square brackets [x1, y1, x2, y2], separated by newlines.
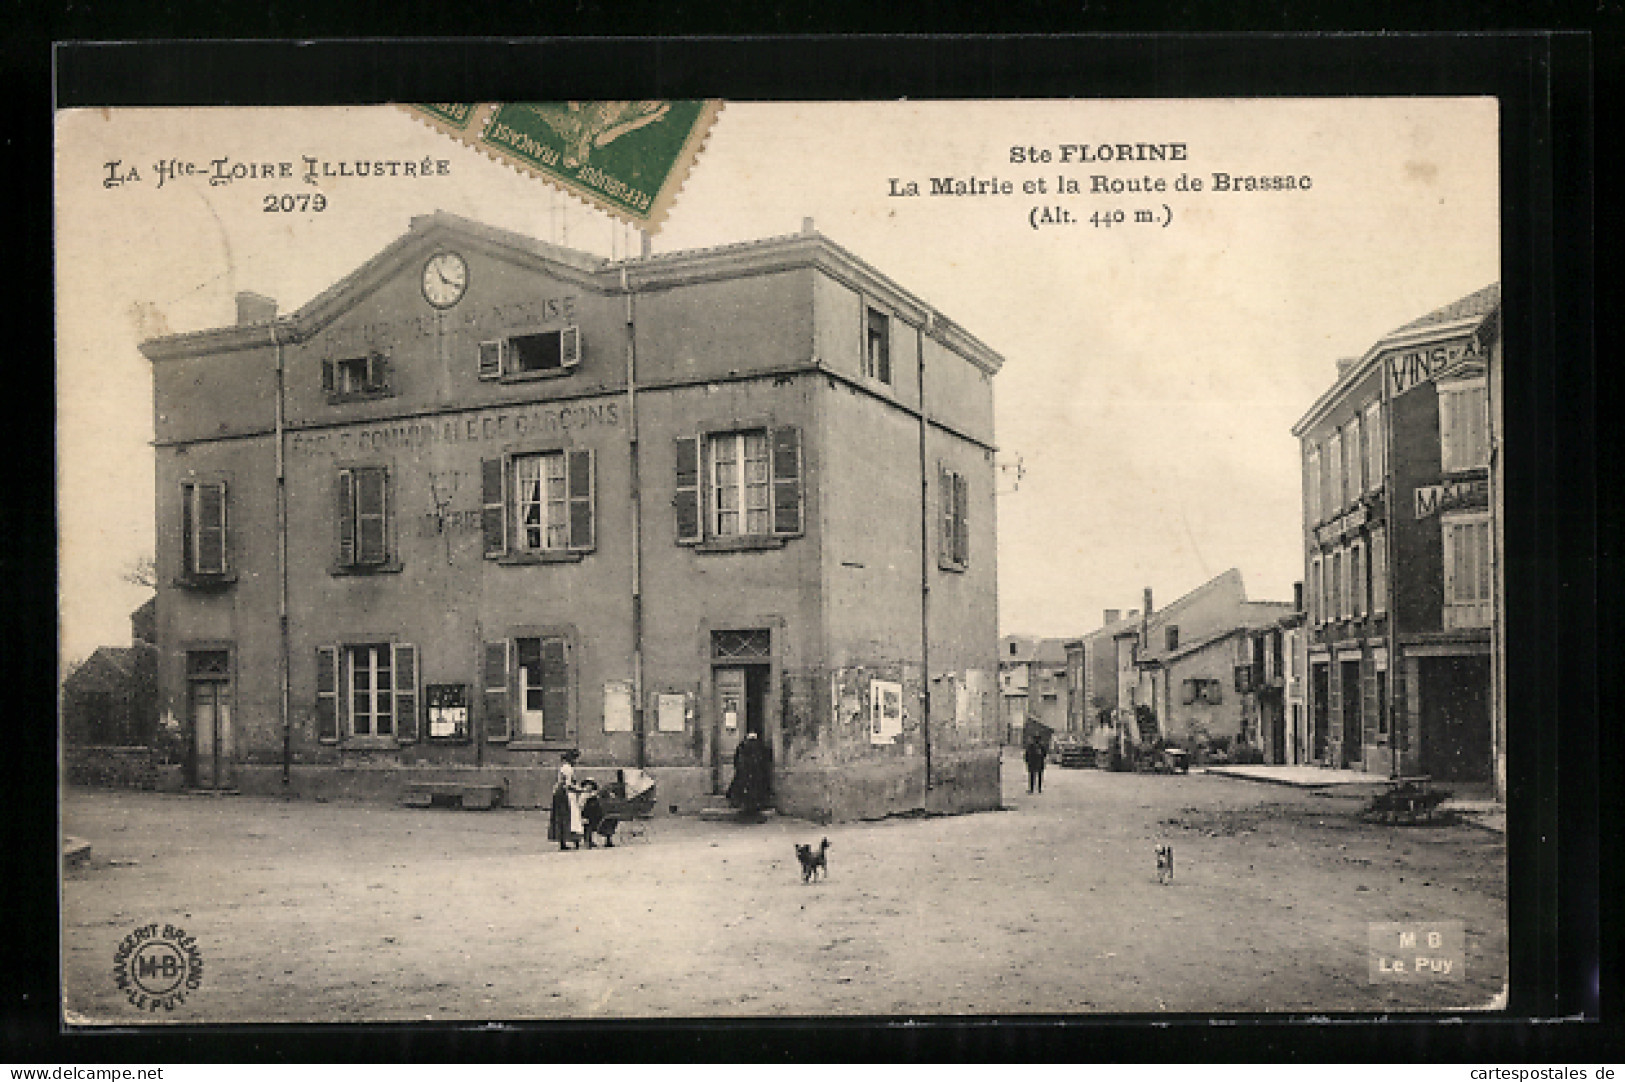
[337, 469, 356, 566]
[483, 640, 511, 742]
[938, 465, 953, 567]
[541, 638, 570, 742]
[478, 339, 504, 380]
[771, 426, 803, 536]
[949, 471, 962, 565]
[321, 360, 335, 394]
[1182, 679, 1196, 705]
[370, 352, 390, 393]
[315, 645, 339, 742]
[356, 468, 388, 565]
[181, 482, 196, 575]
[567, 449, 595, 550]
[560, 326, 581, 369]
[393, 643, 419, 743]
[481, 458, 507, 558]
[196, 482, 227, 575]
[674, 436, 701, 543]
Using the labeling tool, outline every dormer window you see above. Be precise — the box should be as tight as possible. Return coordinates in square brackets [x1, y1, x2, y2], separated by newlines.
[322, 352, 390, 399]
[479, 326, 581, 380]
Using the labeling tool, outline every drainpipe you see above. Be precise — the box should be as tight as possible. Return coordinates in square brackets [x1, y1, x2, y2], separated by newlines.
[623, 258, 646, 768]
[917, 313, 933, 791]
[270, 318, 292, 787]
[1380, 353, 1401, 779]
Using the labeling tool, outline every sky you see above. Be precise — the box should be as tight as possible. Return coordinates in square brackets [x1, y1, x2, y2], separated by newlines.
[55, 99, 1498, 666]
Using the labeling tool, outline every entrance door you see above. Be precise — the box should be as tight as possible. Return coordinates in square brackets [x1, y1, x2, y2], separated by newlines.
[1311, 664, 1330, 762]
[192, 680, 233, 789]
[712, 664, 769, 795]
[1265, 692, 1286, 764]
[1419, 655, 1491, 782]
[1341, 660, 1363, 768]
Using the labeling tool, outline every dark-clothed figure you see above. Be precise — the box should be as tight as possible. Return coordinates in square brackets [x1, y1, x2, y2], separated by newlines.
[547, 749, 585, 850]
[1025, 740, 1047, 794]
[729, 731, 773, 819]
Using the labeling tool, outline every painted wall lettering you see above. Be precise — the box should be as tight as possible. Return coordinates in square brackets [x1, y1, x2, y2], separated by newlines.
[1384, 335, 1483, 397]
[289, 400, 620, 456]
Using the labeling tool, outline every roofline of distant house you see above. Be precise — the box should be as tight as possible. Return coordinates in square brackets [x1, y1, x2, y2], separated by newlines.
[140, 210, 1006, 375]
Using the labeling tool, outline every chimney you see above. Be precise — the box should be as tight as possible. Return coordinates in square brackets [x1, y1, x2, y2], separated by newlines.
[1141, 588, 1152, 649]
[1293, 581, 1305, 613]
[1103, 608, 1121, 626]
[235, 291, 277, 325]
[801, 216, 816, 235]
[1335, 356, 1357, 377]
[1126, 609, 1139, 621]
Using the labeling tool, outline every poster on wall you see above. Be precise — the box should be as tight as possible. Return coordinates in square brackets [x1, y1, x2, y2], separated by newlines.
[870, 680, 903, 744]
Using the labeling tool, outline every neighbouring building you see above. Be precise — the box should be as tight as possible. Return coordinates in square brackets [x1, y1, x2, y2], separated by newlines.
[1062, 608, 1141, 734]
[997, 636, 1070, 744]
[141, 211, 1005, 821]
[1238, 582, 1307, 765]
[1291, 283, 1500, 788]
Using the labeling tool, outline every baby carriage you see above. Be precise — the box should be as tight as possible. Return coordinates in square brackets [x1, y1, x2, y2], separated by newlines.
[582, 768, 658, 844]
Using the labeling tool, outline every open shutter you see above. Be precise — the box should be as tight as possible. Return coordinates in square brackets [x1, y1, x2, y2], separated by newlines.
[567, 449, 595, 550]
[674, 436, 701, 543]
[560, 325, 581, 369]
[481, 458, 507, 558]
[181, 482, 196, 575]
[369, 352, 391, 393]
[356, 468, 388, 565]
[483, 640, 511, 742]
[321, 360, 335, 394]
[949, 471, 962, 565]
[541, 638, 570, 741]
[938, 465, 953, 567]
[337, 469, 356, 567]
[315, 645, 339, 742]
[393, 643, 419, 743]
[478, 339, 504, 380]
[1181, 679, 1196, 705]
[196, 482, 227, 575]
[771, 426, 803, 536]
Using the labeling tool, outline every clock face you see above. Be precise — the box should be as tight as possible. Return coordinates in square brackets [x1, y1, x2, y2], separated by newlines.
[421, 251, 468, 308]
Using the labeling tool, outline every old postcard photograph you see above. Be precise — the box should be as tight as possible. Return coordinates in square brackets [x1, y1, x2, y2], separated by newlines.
[56, 98, 1505, 1022]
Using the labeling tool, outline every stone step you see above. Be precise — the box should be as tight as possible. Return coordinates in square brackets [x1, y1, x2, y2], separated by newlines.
[63, 835, 92, 866]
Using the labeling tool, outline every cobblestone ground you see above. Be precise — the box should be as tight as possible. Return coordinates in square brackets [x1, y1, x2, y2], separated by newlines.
[61, 753, 1506, 1022]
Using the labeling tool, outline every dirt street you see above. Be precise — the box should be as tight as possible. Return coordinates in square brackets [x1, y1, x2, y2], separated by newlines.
[61, 753, 1506, 1022]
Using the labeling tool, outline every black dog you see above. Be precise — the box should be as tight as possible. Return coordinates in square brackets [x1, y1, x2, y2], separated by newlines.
[795, 837, 830, 883]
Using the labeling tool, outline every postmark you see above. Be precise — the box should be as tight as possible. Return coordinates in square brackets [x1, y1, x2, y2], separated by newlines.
[111, 922, 204, 1011]
[400, 100, 722, 232]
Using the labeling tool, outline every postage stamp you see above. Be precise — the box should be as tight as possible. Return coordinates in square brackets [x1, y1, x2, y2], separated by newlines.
[401, 100, 723, 232]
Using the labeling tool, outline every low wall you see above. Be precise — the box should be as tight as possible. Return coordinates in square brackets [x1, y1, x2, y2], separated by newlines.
[776, 747, 1002, 822]
[63, 746, 185, 792]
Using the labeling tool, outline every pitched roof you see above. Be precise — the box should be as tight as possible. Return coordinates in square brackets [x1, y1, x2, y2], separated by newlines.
[1385, 283, 1501, 339]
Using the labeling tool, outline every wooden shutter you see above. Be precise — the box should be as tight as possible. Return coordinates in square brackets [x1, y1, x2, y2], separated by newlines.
[321, 359, 335, 394]
[771, 426, 803, 536]
[481, 458, 507, 558]
[195, 482, 227, 575]
[337, 470, 356, 566]
[674, 436, 701, 543]
[483, 639, 511, 742]
[369, 352, 391, 393]
[315, 645, 339, 742]
[181, 482, 196, 575]
[938, 465, 953, 567]
[1181, 679, 1196, 705]
[560, 326, 581, 369]
[356, 468, 388, 565]
[567, 449, 595, 550]
[952, 471, 969, 566]
[478, 339, 504, 380]
[541, 637, 570, 741]
[393, 643, 419, 743]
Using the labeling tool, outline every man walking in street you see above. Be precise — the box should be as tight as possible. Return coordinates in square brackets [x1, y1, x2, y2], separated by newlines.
[1025, 738, 1047, 795]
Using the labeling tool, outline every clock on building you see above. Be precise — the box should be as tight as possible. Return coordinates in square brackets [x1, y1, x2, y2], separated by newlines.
[421, 251, 468, 308]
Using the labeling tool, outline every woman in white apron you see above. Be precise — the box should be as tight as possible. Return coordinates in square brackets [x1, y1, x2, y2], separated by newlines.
[547, 749, 586, 850]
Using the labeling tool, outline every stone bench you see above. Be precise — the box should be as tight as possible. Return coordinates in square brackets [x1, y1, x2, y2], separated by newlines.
[401, 780, 506, 810]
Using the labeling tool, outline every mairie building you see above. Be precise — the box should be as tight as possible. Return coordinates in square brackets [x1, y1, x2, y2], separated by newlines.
[141, 211, 1005, 821]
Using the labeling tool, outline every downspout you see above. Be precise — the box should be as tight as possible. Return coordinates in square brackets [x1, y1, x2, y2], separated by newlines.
[623, 258, 646, 768]
[1381, 352, 1401, 778]
[916, 314, 932, 792]
[271, 318, 291, 787]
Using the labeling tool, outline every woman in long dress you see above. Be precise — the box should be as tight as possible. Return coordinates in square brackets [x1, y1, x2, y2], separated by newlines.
[548, 749, 585, 851]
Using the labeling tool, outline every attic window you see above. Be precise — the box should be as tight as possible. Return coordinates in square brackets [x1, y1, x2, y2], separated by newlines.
[323, 353, 391, 399]
[479, 326, 581, 380]
[1166, 625, 1179, 652]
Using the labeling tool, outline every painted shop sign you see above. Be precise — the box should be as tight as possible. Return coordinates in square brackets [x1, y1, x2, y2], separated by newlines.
[1384, 334, 1485, 397]
[1413, 478, 1489, 519]
[1315, 504, 1368, 546]
[289, 400, 620, 456]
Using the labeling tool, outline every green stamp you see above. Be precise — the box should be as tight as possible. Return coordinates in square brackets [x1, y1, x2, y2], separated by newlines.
[477, 101, 721, 230]
[410, 103, 480, 132]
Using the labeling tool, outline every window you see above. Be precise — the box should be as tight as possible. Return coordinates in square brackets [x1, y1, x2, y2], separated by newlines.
[1327, 432, 1343, 516]
[1439, 380, 1489, 472]
[1370, 527, 1388, 615]
[1364, 399, 1384, 491]
[180, 480, 229, 578]
[1345, 416, 1363, 499]
[1442, 513, 1492, 628]
[337, 467, 392, 568]
[1331, 548, 1345, 622]
[322, 352, 390, 398]
[478, 326, 581, 380]
[939, 465, 970, 570]
[1181, 678, 1222, 705]
[1165, 625, 1180, 652]
[1349, 540, 1365, 619]
[865, 307, 892, 384]
[478, 636, 572, 744]
[1305, 443, 1321, 525]
[1309, 554, 1323, 625]
[481, 450, 595, 558]
[675, 428, 803, 545]
[315, 642, 418, 743]
[1376, 667, 1389, 736]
